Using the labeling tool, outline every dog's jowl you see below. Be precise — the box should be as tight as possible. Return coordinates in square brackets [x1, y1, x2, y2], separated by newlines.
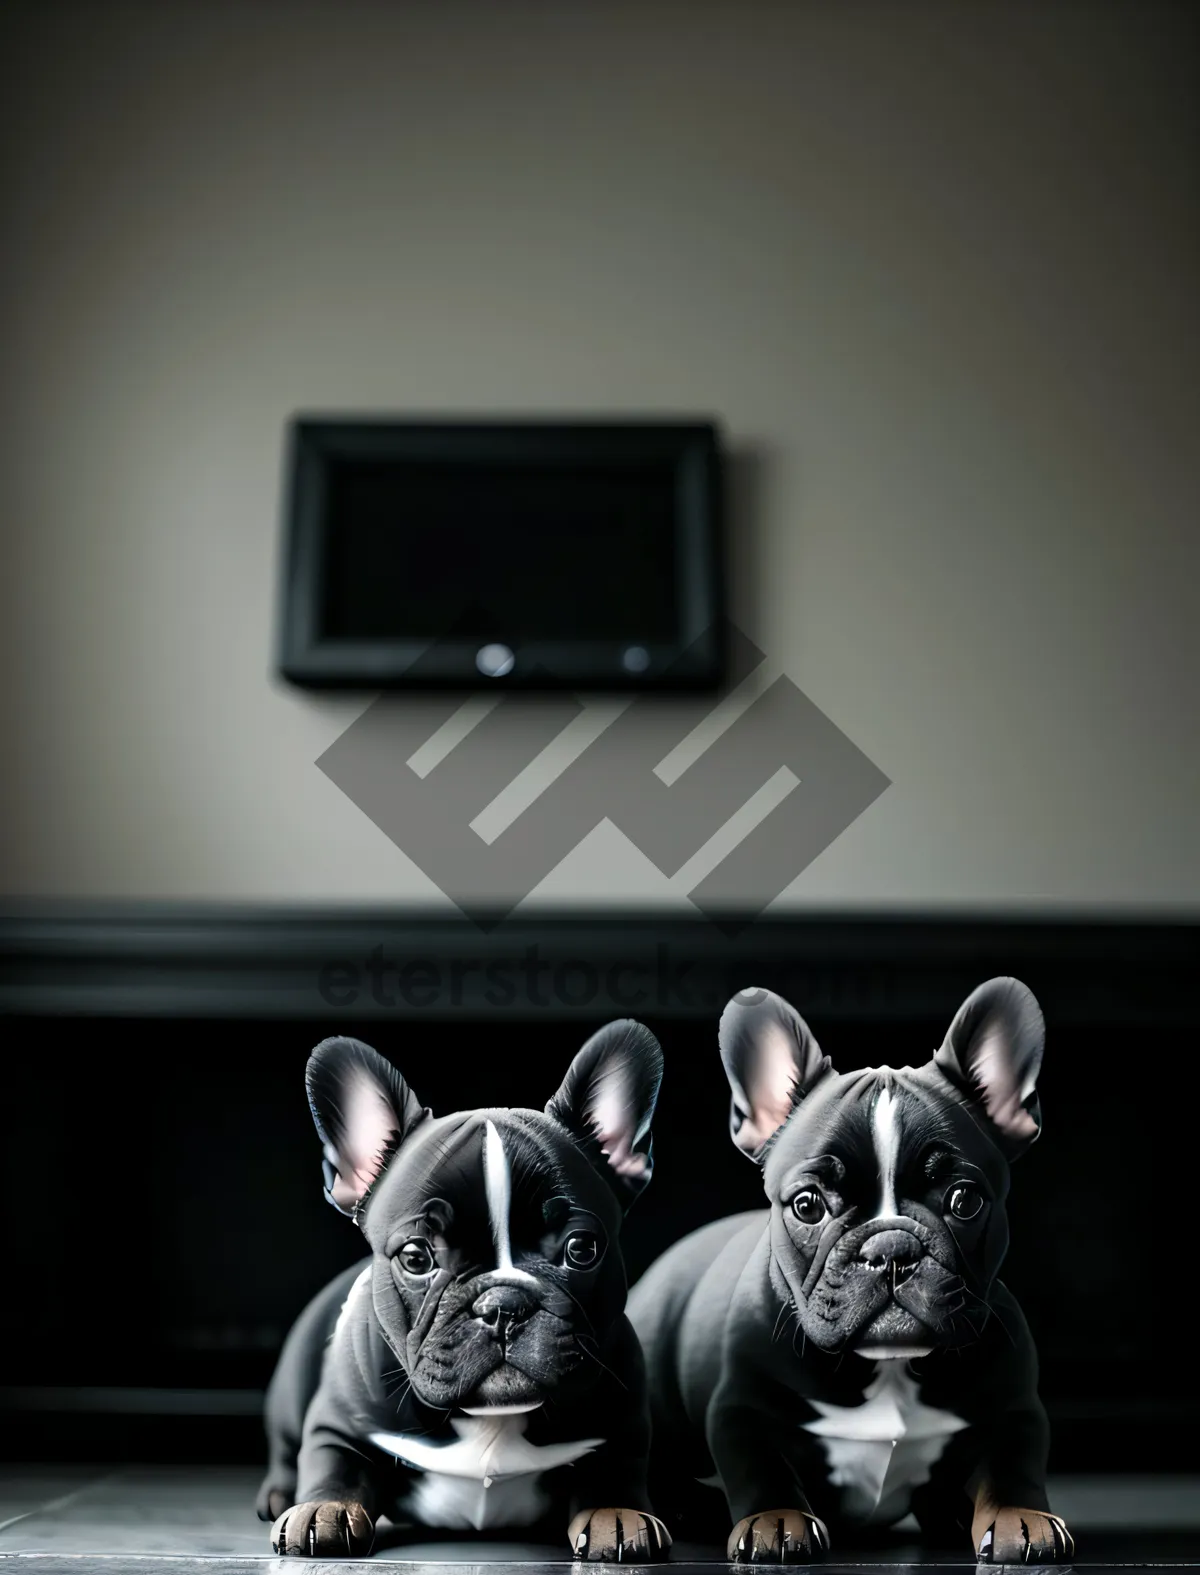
[259, 1022, 671, 1561]
[627, 978, 1074, 1564]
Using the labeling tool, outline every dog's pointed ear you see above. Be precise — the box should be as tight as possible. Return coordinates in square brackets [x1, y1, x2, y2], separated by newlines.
[933, 977, 1044, 1155]
[545, 1019, 663, 1209]
[306, 1037, 429, 1217]
[720, 988, 832, 1161]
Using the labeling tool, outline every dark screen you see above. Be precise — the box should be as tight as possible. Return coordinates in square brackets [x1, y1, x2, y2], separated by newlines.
[319, 459, 681, 643]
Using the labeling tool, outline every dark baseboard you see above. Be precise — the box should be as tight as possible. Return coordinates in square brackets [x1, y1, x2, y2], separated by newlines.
[1, 902, 1197, 1021]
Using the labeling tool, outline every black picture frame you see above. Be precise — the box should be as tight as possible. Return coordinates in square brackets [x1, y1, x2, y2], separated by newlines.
[275, 417, 726, 691]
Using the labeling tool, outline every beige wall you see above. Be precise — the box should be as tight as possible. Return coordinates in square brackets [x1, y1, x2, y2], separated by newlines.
[1, 0, 1196, 912]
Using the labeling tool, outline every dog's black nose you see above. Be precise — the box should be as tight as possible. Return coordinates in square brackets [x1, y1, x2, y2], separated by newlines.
[859, 1229, 924, 1282]
[473, 1284, 536, 1332]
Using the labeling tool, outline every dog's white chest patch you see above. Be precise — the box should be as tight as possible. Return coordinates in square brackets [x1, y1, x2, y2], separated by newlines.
[369, 1414, 604, 1531]
[802, 1362, 968, 1524]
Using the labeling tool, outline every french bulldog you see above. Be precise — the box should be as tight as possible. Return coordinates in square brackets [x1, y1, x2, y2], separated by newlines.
[627, 978, 1074, 1565]
[258, 1022, 672, 1561]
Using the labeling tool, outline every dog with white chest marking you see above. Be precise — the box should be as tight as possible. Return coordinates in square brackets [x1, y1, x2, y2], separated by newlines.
[258, 1022, 671, 1561]
[627, 978, 1074, 1564]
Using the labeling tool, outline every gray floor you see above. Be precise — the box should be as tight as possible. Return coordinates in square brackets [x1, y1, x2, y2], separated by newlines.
[0, 1467, 1196, 1570]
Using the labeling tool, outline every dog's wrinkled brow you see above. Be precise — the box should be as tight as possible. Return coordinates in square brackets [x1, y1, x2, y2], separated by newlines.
[400, 1114, 580, 1225]
[418, 1196, 454, 1230]
[412, 1122, 486, 1206]
[923, 1146, 958, 1180]
[500, 1116, 578, 1203]
[797, 1154, 845, 1183]
[542, 1194, 572, 1228]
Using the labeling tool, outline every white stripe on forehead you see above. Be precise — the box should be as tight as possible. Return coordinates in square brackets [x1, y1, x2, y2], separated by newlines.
[483, 1120, 538, 1286]
[871, 1084, 903, 1220]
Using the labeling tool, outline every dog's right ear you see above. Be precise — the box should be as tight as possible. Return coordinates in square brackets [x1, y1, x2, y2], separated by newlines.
[306, 1037, 429, 1218]
[720, 989, 832, 1160]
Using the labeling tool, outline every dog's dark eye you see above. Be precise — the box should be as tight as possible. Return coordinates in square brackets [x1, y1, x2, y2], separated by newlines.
[791, 1189, 827, 1225]
[564, 1232, 599, 1269]
[398, 1239, 436, 1276]
[947, 1184, 985, 1221]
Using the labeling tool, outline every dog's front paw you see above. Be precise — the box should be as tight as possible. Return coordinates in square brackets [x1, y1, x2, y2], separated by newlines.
[569, 1507, 672, 1562]
[270, 1500, 374, 1558]
[728, 1509, 830, 1563]
[976, 1509, 1074, 1564]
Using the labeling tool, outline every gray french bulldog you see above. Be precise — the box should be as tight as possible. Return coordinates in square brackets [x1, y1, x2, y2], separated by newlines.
[258, 1023, 671, 1561]
[627, 978, 1074, 1565]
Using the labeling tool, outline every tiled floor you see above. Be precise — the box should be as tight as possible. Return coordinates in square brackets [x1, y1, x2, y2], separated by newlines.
[0, 1467, 1195, 1572]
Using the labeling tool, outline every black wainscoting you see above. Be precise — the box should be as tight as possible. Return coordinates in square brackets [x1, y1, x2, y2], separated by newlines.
[0, 906, 1195, 1471]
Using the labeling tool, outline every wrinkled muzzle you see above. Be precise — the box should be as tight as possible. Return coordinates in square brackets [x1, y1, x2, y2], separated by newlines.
[404, 1269, 587, 1410]
[789, 1215, 969, 1353]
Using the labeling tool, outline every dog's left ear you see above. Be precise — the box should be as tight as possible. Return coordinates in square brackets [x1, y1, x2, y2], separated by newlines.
[933, 977, 1044, 1154]
[306, 1037, 429, 1217]
[545, 1020, 663, 1209]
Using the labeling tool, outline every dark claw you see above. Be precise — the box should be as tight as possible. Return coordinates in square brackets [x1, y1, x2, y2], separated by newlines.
[1051, 1515, 1073, 1560]
[978, 1522, 996, 1563]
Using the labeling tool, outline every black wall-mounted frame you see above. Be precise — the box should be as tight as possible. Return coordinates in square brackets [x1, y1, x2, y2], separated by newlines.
[275, 417, 726, 691]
